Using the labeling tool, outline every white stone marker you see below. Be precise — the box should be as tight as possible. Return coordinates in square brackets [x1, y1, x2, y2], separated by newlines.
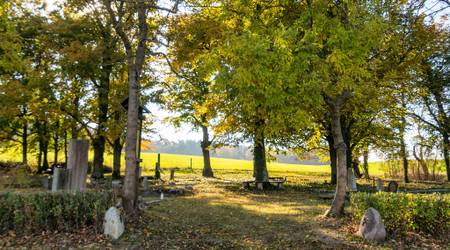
[104, 207, 124, 239]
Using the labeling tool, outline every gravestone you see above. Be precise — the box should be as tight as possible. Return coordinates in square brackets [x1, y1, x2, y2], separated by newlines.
[376, 179, 384, 192]
[112, 180, 122, 197]
[51, 168, 67, 192]
[104, 207, 124, 239]
[357, 207, 386, 242]
[142, 176, 149, 194]
[64, 139, 89, 191]
[387, 181, 398, 192]
[347, 168, 357, 191]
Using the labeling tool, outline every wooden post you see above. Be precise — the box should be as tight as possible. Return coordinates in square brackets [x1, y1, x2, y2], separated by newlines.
[170, 168, 175, 180]
[190, 158, 193, 171]
[65, 139, 89, 191]
[155, 153, 161, 179]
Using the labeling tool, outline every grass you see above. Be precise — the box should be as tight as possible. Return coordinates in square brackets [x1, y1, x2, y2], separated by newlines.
[2, 170, 447, 249]
[0, 149, 387, 176]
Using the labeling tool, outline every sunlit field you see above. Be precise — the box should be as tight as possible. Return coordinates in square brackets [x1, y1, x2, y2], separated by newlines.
[0, 149, 387, 176]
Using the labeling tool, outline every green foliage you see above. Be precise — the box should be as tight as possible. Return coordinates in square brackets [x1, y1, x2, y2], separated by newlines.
[350, 192, 450, 235]
[0, 190, 115, 234]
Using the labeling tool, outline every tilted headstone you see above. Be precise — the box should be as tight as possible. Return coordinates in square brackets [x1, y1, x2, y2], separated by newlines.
[387, 181, 398, 192]
[357, 207, 386, 242]
[64, 139, 89, 191]
[104, 207, 124, 239]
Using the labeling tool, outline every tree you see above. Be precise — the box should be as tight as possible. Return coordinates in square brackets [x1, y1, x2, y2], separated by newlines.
[204, 1, 310, 183]
[104, 0, 178, 214]
[291, 0, 399, 217]
[163, 12, 225, 177]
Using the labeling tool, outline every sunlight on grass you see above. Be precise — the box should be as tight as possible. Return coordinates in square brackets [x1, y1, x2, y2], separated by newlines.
[0, 149, 386, 176]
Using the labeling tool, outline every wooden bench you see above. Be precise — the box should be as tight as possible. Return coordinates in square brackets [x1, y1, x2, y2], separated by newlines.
[243, 177, 287, 190]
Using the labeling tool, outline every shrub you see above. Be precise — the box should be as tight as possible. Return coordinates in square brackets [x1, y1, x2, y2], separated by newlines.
[350, 192, 450, 235]
[0, 190, 115, 234]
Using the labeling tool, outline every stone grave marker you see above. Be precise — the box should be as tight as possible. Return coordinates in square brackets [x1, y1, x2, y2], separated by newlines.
[104, 207, 124, 239]
[64, 139, 89, 191]
[376, 179, 384, 192]
[387, 181, 398, 192]
[357, 207, 386, 242]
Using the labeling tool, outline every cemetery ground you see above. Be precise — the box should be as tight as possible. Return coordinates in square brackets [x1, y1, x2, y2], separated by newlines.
[0, 160, 449, 249]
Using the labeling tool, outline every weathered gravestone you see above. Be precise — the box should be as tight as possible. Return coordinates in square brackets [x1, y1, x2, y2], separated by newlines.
[387, 181, 398, 192]
[51, 167, 67, 192]
[104, 207, 124, 239]
[376, 179, 384, 192]
[347, 168, 357, 191]
[64, 139, 89, 191]
[357, 207, 386, 242]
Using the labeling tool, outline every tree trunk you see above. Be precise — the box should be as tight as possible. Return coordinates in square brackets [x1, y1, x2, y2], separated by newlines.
[442, 133, 450, 182]
[363, 146, 369, 179]
[413, 144, 430, 180]
[324, 92, 350, 218]
[105, 0, 149, 215]
[399, 115, 409, 183]
[92, 39, 113, 179]
[22, 122, 27, 165]
[53, 121, 59, 165]
[37, 141, 43, 173]
[112, 137, 122, 179]
[201, 125, 213, 177]
[326, 133, 337, 184]
[253, 121, 268, 182]
[92, 138, 105, 179]
[42, 121, 49, 171]
[64, 130, 68, 164]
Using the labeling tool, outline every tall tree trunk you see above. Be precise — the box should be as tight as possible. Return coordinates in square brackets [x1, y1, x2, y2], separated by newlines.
[431, 88, 450, 181]
[105, 0, 149, 215]
[112, 137, 122, 179]
[324, 91, 351, 217]
[41, 121, 49, 171]
[413, 144, 430, 180]
[22, 122, 27, 165]
[64, 130, 68, 164]
[326, 133, 337, 184]
[53, 121, 59, 165]
[201, 125, 213, 177]
[92, 39, 112, 179]
[443, 134, 450, 182]
[92, 138, 105, 179]
[37, 145, 42, 173]
[399, 114, 409, 183]
[363, 146, 369, 179]
[253, 120, 269, 182]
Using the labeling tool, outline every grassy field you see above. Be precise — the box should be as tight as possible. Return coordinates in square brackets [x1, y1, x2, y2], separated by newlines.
[0, 149, 387, 176]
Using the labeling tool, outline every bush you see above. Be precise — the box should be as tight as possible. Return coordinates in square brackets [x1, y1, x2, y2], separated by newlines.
[0, 190, 115, 234]
[350, 192, 450, 235]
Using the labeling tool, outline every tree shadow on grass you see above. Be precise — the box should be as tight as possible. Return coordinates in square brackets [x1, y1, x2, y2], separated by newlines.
[122, 191, 361, 249]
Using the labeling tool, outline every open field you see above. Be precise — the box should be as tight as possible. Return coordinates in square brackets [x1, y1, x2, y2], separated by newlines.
[0, 150, 388, 177]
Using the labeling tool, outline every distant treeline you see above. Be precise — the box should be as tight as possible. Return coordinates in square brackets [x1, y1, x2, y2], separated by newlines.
[146, 140, 325, 165]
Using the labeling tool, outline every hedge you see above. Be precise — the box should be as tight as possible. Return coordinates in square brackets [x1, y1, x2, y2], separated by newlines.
[350, 192, 450, 235]
[0, 190, 115, 234]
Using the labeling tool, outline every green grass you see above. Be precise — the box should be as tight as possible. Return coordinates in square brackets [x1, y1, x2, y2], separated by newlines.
[0, 148, 386, 176]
